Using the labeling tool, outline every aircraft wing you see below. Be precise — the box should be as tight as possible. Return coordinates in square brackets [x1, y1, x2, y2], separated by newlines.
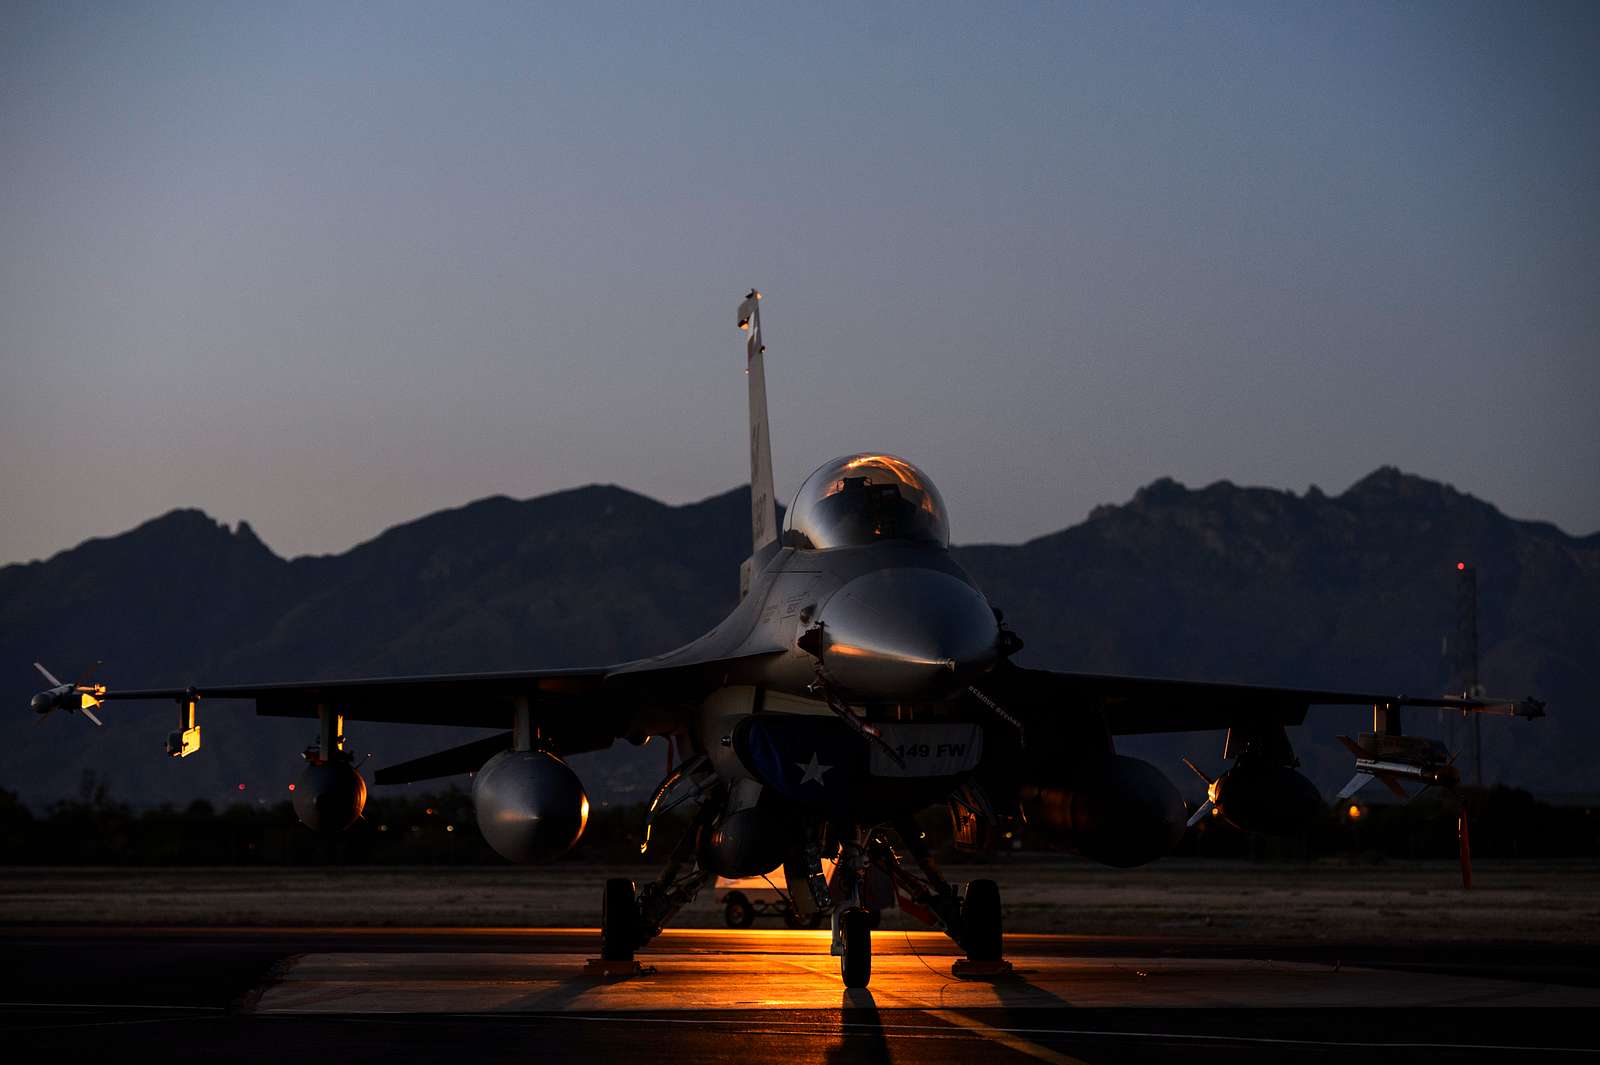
[89, 666, 637, 755]
[983, 662, 1545, 736]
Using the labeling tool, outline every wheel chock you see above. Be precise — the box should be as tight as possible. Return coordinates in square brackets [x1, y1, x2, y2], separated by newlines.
[951, 958, 1014, 979]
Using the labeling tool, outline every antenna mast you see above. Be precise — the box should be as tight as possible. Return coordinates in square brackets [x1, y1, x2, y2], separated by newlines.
[1454, 561, 1482, 786]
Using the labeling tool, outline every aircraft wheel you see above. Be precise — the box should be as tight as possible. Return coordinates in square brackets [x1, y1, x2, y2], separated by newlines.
[723, 892, 756, 929]
[601, 877, 638, 961]
[839, 908, 872, 988]
[961, 878, 1002, 962]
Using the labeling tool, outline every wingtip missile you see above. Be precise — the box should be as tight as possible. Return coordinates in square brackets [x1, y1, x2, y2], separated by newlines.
[28, 660, 106, 726]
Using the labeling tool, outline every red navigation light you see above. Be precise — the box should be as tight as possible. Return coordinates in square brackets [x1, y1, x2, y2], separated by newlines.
[1456, 562, 1466, 571]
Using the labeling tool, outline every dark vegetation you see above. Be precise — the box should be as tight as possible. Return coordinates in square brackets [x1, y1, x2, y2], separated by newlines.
[0, 776, 687, 866]
[4, 778, 1593, 866]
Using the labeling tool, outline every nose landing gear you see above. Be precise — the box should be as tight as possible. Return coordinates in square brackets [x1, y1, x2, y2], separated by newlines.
[837, 908, 872, 989]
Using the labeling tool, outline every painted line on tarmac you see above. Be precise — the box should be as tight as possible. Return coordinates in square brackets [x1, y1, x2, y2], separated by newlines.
[921, 1009, 1092, 1065]
[5, 1016, 221, 1035]
[0, 1001, 226, 1012]
[541, 1012, 1600, 1056]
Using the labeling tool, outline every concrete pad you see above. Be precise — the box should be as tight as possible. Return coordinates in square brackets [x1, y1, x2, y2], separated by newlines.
[253, 950, 1597, 1013]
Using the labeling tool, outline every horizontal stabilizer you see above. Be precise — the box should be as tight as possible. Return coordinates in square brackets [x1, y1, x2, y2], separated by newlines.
[374, 731, 512, 785]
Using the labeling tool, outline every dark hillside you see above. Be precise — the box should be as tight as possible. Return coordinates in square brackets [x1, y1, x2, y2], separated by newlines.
[3, 470, 1592, 809]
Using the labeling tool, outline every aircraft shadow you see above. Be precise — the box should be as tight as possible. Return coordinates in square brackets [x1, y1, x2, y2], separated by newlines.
[830, 987, 893, 1065]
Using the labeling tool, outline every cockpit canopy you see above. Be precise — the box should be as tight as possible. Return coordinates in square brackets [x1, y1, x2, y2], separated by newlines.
[784, 454, 950, 550]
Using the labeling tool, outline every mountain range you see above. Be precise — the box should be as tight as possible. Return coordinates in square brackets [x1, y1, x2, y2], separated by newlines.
[3, 467, 1594, 809]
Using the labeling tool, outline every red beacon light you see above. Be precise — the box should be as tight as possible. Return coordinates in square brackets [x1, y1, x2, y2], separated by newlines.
[1457, 562, 1467, 571]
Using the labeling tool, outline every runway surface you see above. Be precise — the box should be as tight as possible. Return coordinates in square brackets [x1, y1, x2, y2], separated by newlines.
[5, 927, 1598, 1063]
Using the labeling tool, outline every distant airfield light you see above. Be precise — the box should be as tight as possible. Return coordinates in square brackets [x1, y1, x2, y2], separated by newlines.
[425, 807, 435, 816]
[446, 825, 455, 833]
[1457, 562, 1467, 571]
[237, 783, 246, 791]
[287, 783, 296, 792]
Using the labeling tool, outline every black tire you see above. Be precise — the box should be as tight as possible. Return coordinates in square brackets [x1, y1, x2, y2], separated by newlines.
[724, 892, 756, 929]
[839, 908, 872, 988]
[782, 905, 809, 929]
[601, 877, 637, 961]
[961, 878, 1002, 962]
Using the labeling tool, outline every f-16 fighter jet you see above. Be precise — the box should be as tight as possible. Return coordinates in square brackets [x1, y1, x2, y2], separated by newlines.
[30, 290, 1543, 988]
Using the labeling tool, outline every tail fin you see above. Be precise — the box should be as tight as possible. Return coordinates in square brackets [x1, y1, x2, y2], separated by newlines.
[739, 289, 779, 556]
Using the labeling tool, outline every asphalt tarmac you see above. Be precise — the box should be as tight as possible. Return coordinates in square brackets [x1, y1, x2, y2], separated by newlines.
[5, 927, 1598, 1063]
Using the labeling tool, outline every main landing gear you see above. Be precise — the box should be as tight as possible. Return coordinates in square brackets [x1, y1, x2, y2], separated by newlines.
[594, 779, 720, 970]
[876, 819, 1013, 978]
[960, 878, 1003, 962]
[601, 877, 638, 962]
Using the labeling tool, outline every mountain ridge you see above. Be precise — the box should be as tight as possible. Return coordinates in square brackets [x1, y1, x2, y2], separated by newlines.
[3, 467, 1593, 808]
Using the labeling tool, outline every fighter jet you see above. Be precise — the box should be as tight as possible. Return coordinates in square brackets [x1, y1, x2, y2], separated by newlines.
[29, 290, 1544, 988]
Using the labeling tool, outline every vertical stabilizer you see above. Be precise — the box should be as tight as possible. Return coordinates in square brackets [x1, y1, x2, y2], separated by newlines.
[739, 289, 779, 557]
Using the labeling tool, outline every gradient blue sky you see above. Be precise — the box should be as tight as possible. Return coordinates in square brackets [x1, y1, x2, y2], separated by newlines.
[3, 1, 1596, 564]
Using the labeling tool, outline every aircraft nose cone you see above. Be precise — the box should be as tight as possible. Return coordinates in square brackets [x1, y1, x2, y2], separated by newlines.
[816, 568, 999, 699]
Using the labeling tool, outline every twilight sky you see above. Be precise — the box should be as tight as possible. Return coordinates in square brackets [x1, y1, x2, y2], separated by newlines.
[3, 1, 1596, 565]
